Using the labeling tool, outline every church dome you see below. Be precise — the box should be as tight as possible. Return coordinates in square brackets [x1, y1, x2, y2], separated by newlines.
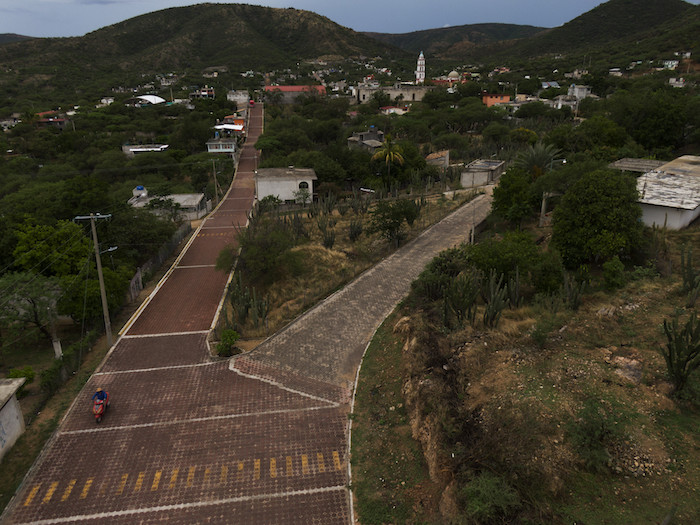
[448, 70, 459, 79]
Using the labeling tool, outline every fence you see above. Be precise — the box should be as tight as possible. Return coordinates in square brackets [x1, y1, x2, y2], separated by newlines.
[127, 222, 193, 302]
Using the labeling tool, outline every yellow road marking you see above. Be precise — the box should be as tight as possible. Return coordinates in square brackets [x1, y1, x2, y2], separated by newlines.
[116, 474, 128, 495]
[333, 451, 342, 471]
[134, 472, 145, 492]
[254, 459, 260, 480]
[286, 456, 293, 477]
[151, 470, 162, 491]
[301, 455, 309, 475]
[270, 458, 277, 478]
[203, 467, 211, 484]
[42, 482, 58, 504]
[61, 480, 76, 502]
[23, 485, 41, 506]
[237, 462, 244, 481]
[187, 467, 195, 487]
[317, 453, 326, 473]
[169, 469, 179, 489]
[80, 478, 93, 499]
[98, 481, 109, 496]
[220, 465, 228, 484]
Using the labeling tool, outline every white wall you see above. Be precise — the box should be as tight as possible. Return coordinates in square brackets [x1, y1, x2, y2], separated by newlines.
[640, 204, 700, 230]
[0, 394, 25, 461]
[256, 178, 313, 203]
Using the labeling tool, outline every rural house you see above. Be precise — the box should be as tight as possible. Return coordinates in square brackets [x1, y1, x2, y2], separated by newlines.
[255, 166, 317, 204]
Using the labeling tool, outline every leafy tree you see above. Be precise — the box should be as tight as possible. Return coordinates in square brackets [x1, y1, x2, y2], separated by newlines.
[466, 231, 539, 282]
[368, 199, 420, 248]
[13, 220, 92, 277]
[0, 272, 61, 344]
[552, 169, 643, 269]
[491, 168, 535, 227]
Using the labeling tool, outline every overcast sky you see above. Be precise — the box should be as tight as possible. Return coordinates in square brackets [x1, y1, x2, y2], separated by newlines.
[1, 0, 699, 38]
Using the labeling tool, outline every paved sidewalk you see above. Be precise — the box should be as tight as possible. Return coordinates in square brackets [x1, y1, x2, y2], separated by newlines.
[1, 98, 492, 523]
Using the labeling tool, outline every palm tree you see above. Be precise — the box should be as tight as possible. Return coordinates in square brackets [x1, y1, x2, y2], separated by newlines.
[513, 141, 562, 178]
[371, 134, 404, 179]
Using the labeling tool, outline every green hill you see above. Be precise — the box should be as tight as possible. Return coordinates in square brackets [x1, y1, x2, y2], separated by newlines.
[483, 0, 699, 63]
[364, 23, 546, 58]
[0, 3, 406, 106]
[0, 34, 34, 45]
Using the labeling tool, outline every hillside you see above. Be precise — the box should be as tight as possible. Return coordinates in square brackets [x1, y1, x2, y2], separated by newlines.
[0, 34, 33, 45]
[0, 3, 405, 105]
[364, 23, 546, 58]
[482, 0, 699, 63]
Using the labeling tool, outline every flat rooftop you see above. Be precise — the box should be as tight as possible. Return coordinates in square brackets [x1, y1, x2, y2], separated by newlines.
[637, 156, 700, 210]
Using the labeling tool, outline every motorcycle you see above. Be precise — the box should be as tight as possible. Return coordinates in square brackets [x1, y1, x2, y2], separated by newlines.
[92, 392, 110, 423]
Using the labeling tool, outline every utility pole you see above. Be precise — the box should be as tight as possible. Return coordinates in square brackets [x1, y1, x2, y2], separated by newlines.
[75, 213, 113, 347]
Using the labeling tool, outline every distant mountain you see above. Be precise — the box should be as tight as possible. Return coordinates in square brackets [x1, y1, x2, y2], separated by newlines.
[0, 34, 34, 45]
[485, 0, 699, 62]
[0, 3, 405, 100]
[364, 23, 546, 59]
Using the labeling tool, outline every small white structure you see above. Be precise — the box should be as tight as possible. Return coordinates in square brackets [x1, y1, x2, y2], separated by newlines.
[567, 84, 592, 100]
[255, 167, 317, 204]
[128, 186, 211, 221]
[461, 159, 505, 188]
[122, 144, 169, 157]
[0, 378, 26, 461]
[637, 156, 700, 230]
[125, 95, 166, 107]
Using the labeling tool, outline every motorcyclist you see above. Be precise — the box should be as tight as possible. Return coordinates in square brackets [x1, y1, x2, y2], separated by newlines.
[92, 388, 108, 402]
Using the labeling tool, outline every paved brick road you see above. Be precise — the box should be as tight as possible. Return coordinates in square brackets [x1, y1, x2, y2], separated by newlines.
[1, 101, 492, 524]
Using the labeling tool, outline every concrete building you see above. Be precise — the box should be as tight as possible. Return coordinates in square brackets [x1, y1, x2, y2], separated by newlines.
[347, 127, 384, 153]
[128, 186, 211, 221]
[637, 155, 700, 230]
[355, 84, 432, 105]
[460, 159, 505, 188]
[264, 85, 325, 104]
[255, 167, 317, 204]
[0, 378, 26, 461]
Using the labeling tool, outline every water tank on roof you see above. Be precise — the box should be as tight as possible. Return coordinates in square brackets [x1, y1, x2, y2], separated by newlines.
[132, 185, 148, 198]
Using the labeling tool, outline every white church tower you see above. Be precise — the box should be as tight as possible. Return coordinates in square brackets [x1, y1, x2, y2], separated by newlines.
[415, 51, 425, 84]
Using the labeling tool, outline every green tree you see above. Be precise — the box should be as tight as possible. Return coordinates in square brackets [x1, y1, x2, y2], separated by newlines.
[371, 135, 404, 180]
[552, 169, 643, 269]
[13, 220, 92, 277]
[491, 168, 535, 227]
[368, 199, 419, 248]
[0, 272, 61, 344]
[513, 142, 562, 179]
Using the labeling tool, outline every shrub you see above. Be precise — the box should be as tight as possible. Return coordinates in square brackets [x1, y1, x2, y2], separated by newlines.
[567, 398, 627, 473]
[8, 366, 35, 398]
[602, 255, 625, 290]
[322, 229, 336, 249]
[458, 472, 521, 522]
[217, 329, 240, 357]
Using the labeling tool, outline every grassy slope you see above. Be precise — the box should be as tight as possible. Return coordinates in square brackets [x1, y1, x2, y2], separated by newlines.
[353, 224, 700, 523]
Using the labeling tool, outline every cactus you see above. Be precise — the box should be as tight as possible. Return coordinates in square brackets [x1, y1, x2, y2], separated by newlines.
[482, 269, 507, 328]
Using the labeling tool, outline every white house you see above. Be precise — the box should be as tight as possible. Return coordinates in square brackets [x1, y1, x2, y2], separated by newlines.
[0, 378, 26, 461]
[206, 137, 237, 154]
[637, 156, 700, 230]
[255, 167, 317, 204]
[128, 186, 211, 221]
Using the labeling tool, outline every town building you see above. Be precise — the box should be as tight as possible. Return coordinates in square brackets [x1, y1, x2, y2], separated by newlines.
[460, 159, 505, 188]
[347, 127, 385, 153]
[415, 51, 425, 84]
[255, 166, 317, 204]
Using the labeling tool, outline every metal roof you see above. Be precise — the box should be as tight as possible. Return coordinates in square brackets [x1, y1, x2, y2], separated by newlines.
[637, 156, 700, 210]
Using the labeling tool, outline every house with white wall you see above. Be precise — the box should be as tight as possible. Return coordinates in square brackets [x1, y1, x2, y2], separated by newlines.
[255, 167, 317, 204]
[637, 156, 700, 230]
